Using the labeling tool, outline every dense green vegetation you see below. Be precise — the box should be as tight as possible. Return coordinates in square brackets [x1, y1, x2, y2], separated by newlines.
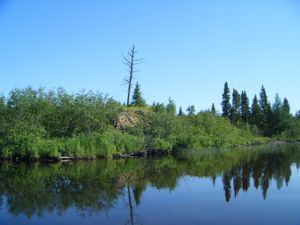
[221, 82, 300, 139]
[0, 144, 299, 217]
[0, 83, 298, 160]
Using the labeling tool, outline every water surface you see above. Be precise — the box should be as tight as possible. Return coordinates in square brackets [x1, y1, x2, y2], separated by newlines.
[1, 144, 300, 225]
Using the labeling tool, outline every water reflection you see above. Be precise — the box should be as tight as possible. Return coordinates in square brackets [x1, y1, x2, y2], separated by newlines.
[0, 144, 299, 220]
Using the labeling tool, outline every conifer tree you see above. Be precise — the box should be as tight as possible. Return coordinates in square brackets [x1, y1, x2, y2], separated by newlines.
[222, 82, 231, 118]
[250, 95, 262, 127]
[272, 93, 282, 131]
[282, 98, 290, 115]
[230, 89, 241, 123]
[241, 91, 250, 123]
[211, 103, 216, 115]
[178, 106, 184, 116]
[271, 96, 291, 134]
[272, 93, 282, 113]
[131, 83, 146, 107]
[259, 86, 272, 132]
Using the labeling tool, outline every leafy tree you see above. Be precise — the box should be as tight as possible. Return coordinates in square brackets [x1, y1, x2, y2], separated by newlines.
[166, 98, 176, 115]
[152, 102, 166, 113]
[186, 105, 196, 115]
[230, 89, 241, 123]
[222, 82, 231, 118]
[296, 110, 300, 119]
[241, 91, 250, 123]
[131, 83, 146, 107]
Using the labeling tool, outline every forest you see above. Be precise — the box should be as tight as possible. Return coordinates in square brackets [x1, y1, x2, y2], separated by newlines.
[0, 82, 299, 160]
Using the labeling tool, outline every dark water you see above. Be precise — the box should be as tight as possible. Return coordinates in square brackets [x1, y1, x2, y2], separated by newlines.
[1, 144, 300, 225]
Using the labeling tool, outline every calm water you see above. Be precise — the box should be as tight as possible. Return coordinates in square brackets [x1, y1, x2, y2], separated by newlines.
[1, 144, 300, 225]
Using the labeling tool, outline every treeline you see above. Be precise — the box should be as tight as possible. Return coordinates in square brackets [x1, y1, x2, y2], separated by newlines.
[0, 86, 267, 160]
[220, 82, 300, 138]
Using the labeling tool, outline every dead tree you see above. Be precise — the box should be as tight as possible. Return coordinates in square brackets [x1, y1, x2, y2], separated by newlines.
[123, 45, 143, 106]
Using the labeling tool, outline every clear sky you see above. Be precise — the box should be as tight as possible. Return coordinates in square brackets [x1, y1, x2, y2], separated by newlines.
[0, 0, 299, 113]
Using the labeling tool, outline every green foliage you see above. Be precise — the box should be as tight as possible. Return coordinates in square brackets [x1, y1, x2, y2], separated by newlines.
[0, 145, 298, 218]
[296, 110, 300, 119]
[211, 103, 216, 115]
[166, 98, 176, 115]
[178, 106, 184, 116]
[131, 83, 146, 107]
[278, 118, 300, 141]
[222, 81, 231, 118]
[250, 95, 262, 127]
[186, 105, 196, 115]
[241, 91, 250, 123]
[230, 89, 241, 123]
[0, 85, 296, 160]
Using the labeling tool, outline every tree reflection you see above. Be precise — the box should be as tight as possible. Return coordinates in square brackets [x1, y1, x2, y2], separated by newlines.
[0, 144, 299, 218]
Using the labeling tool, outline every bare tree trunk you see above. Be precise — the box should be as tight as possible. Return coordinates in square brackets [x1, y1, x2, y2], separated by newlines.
[123, 44, 142, 106]
[126, 45, 135, 106]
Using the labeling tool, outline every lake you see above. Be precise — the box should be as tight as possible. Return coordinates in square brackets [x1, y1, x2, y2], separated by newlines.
[1, 144, 300, 225]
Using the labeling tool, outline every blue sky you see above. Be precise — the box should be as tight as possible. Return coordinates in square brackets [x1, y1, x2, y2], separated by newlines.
[0, 0, 300, 113]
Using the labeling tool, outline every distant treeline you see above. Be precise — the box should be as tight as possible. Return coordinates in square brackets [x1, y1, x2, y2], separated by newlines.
[0, 83, 298, 160]
[219, 82, 300, 138]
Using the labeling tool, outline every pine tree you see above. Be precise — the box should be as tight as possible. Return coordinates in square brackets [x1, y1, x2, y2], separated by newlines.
[131, 83, 146, 106]
[271, 96, 291, 134]
[241, 91, 250, 123]
[282, 98, 290, 115]
[259, 86, 272, 132]
[211, 103, 216, 115]
[271, 93, 282, 133]
[230, 89, 241, 123]
[250, 95, 262, 127]
[178, 106, 184, 116]
[222, 82, 231, 118]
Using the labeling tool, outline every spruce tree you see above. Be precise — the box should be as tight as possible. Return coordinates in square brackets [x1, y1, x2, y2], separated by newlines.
[250, 95, 262, 127]
[178, 106, 184, 116]
[230, 89, 241, 123]
[241, 91, 250, 123]
[211, 103, 216, 115]
[259, 86, 272, 132]
[222, 82, 231, 118]
[282, 98, 290, 115]
[271, 93, 282, 133]
[271, 97, 291, 134]
[131, 83, 146, 107]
